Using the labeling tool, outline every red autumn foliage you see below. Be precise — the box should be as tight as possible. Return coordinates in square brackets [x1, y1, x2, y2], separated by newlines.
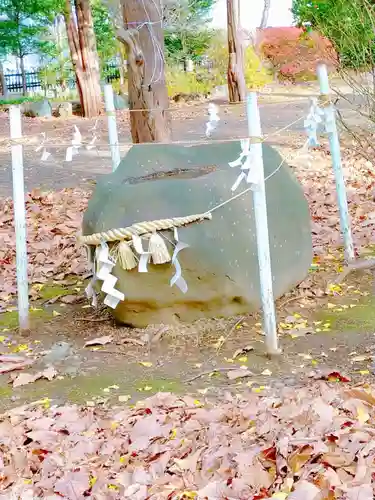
[256, 27, 337, 81]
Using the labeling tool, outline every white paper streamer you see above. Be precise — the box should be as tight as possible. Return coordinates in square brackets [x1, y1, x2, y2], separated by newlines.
[304, 97, 324, 147]
[41, 150, 51, 161]
[324, 113, 335, 134]
[132, 234, 150, 273]
[228, 139, 262, 192]
[94, 242, 125, 309]
[66, 125, 82, 162]
[170, 228, 189, 293]
[86, 119, 98, 151]
[86, 135, 97, 151]
[35, 133, 52, 162]
[228, 138, 250, 168]
[205, 103, 220, 137]
[72, 125, 82, 146]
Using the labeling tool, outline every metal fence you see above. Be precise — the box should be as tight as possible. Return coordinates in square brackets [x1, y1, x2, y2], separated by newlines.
[3, 63, 121, 94]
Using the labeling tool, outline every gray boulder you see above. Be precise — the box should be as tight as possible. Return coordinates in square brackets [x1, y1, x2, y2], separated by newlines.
[82, 142, 313, 327]
[56, 102, 73, 118]
[113, 93, 129, 110]
[22, 99, 52, 118]
[211, 85, 229, 101]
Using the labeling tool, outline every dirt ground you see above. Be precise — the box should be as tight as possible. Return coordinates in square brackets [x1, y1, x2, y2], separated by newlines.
[1, 91, 375, 413]
[0, 269, 375, 412]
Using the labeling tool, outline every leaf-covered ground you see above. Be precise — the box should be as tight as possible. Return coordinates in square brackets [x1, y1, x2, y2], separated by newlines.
[1, 141, 375, 312]
[2, 382, 375, 499]
[1, 125, 375, 498]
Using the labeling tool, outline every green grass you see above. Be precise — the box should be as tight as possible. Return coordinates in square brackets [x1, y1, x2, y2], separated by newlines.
[318, 297, 375, 333]
[0, 96, 44, 106]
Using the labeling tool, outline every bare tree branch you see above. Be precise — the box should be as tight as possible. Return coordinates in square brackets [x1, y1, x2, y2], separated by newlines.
[259, 0, 270, 29]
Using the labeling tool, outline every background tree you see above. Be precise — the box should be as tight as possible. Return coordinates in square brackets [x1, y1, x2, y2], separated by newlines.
[163, 0, 215, 66]
[292, 0, 375, 68]
[226, 0, 246, 102]
[117, 0, 170, 143]
[259, 27, 333, 82]
[293, 0, 375, 161]
[259, 0, 271, 29]
[0, 0, 55, 95]
[64, 0, 102, 117]
[91, 0, 117, 63]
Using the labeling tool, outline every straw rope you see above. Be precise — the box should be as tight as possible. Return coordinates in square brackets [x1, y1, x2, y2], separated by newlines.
[79, 212, 212, 245]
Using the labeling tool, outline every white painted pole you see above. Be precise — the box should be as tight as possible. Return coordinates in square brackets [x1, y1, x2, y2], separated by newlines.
[9, 105, 29, 330]
[104, 84, 121, 171]
[316, 64, 355, 263]
[246, 92, 280, 355]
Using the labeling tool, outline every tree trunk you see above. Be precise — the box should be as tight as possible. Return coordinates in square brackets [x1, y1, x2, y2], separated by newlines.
[227, 0, 246, 102]
[0, 61, 7, 98]
[117, 0, 171, 143]
[64, 0, 102, 118]
[259, 0, 271, 29]
[20, 55, 27, 96]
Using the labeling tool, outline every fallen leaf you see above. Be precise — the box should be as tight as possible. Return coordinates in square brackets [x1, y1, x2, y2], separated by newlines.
[351, 355, 371, 362]
[288, 327, 314, 338]
[262, 369, 272, 376]
[84, 335, 113, 347]
[345, 388, 375, 406]
[0, 357, 33, 374]
[12, 372, 39, 388]
[42, 366, 58, 381]
[233, 345, 254, 358]
[173, 448, 204, 472]
[346, 485, 373, 500]
[12, 366, 57, 387]
[287, 480, 322, 500]
[227, 369, 253, 380]
[118, 394, 131, 402]
[357, 406, 370, 425]
[289, 446, 314, 474]
[13, 344, 29, 353]
[322, 451, 354, 467]
[139, 361, 153, 368]
[60, 294, 79, 304]
[54, 470, 90, 498]
[198, 388, 209, 395]
[321, 371, 351, 383]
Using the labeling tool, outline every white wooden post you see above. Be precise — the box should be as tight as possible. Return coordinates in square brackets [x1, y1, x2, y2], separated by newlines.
[104, 84, 121, 171]
[316, 64, 355, 262]
[9, 106, 29, 330]
[247, 93, 280, 355]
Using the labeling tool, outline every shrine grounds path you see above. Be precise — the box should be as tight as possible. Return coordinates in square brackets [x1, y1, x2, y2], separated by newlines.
[0, 95, 364, 197]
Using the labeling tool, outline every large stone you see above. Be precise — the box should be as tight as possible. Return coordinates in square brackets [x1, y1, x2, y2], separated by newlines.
[22, 99, 52, 118]
[82, 142, 313, 327]
[211, 85, 229, 101]
[56, 102, 73, 118]
[113, 93, 129, 110]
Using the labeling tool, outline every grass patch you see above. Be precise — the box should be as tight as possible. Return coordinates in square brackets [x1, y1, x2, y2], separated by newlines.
[0, 308, 53, 330]
[318, 297, 375, 333]
[0, 96, 43, 106]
